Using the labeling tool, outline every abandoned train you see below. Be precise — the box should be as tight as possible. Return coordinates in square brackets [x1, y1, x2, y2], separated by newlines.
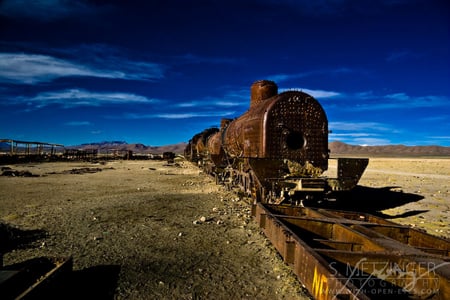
[185, 80, 368, 205]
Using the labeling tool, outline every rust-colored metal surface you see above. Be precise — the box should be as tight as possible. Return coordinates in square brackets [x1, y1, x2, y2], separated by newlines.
[206, 131, 223, 166]
[183, 80, 450, 299]
[222, 87, 329, 174]
[206, 119, 233, 167]
[327, 158, 370, 191]
[184, 127, 218, 162]
[195, 128, 219, 156]
[250, 80, 278, 107]
[253, 203, 450, 299]
[185, 79, 369, 204]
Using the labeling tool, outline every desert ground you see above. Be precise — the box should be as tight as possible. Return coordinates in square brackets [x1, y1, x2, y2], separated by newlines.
[1, 157, 449, 299]
[324, 157, 450, 237]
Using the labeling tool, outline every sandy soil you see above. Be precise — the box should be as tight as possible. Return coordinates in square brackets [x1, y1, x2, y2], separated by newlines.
[365, 158, 450, 237]
[325, 157, 450, 238]
[1, 157, 449, 299]
[0, 159, 308, 299]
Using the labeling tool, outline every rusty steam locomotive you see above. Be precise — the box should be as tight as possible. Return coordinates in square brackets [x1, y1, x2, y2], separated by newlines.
[185, 80, 368, 205]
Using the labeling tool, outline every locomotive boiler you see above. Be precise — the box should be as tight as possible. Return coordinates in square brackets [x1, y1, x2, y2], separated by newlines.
[185, 80, 368, 205]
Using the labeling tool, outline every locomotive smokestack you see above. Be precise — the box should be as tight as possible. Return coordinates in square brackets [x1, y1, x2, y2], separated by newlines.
[250, 80, 278, 107]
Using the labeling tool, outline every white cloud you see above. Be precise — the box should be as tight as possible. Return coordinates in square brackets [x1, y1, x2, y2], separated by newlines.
[0, 53, 165, 84]
[156, 113, 225, 119]
[176, 102, 198, 108]
[64, 121, 91, 126]
[329, 121, 394, 145]
[122, 111, 236, 120]
[330, 133, 377, 138]
[280, 88, 340, 99]
[268, 68, 353, 83]
[386, 50, 423, 62]
[177, 100, 242, 108]
[391, 94, 448, 108]
[0, 53, 98, 84]
[15, 89, 155, 109]
[329, 134, 392, 146]
[426, 136, 450, 144]
[214, 101, 243, 107]
[420, 115, 449, 122]
[352, 137, 392, 146]
[329, 121, 391, 132]
[344, 91, 448, 110]
[176, 91, 248, 109]
[385, 93, 410, 101]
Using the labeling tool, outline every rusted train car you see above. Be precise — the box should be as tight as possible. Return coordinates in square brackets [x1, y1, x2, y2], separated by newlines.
[185, 80, 368, 205]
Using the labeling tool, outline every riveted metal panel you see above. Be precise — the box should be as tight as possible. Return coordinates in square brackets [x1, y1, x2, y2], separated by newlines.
[222, 90, 328, 173]
[264, 91, 328, 171]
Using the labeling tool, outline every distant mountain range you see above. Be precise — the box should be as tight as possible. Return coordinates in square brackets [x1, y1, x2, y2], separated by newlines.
[1, 140, 449, 156]
[70, 141, 450, 156]
[329, 141, 450, 157]
[67, 141, 187, 155]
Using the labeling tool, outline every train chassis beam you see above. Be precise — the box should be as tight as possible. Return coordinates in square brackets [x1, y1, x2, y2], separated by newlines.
[253, 203, 450, 300]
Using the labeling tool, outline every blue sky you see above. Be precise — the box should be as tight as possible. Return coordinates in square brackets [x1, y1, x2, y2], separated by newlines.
[0, 0, 449, 146]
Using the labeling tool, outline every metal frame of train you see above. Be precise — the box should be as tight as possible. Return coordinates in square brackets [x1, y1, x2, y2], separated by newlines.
[185, 80, 369, 206]
[184, 80, 450, 299]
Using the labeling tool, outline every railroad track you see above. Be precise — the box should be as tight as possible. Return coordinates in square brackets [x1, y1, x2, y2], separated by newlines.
[252, 203, 450, 300]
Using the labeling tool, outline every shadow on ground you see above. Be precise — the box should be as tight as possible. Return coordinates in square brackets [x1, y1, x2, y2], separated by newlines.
[1, 223, 120, 300]
[317, 185, 426, 219]
[64, 265, 121, 300]
[0, 223, 47, 255]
